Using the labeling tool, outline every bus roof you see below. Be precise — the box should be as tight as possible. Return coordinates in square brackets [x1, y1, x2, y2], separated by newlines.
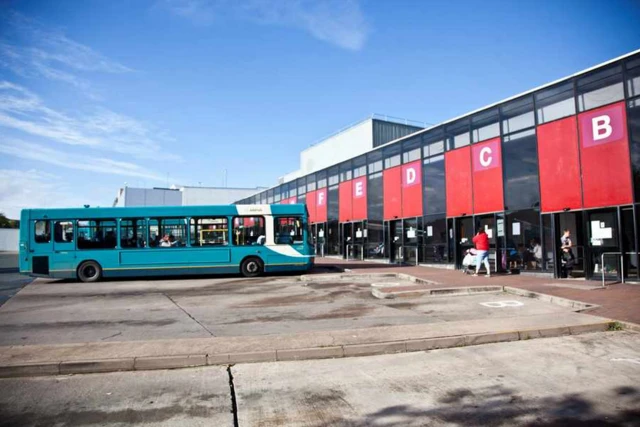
[21, 204, 308, 220]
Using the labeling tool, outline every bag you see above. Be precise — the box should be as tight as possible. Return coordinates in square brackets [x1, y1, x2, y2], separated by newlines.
[561, 250, 575, 267]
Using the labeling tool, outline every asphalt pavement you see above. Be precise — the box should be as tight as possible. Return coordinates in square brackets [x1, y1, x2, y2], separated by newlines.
[0, 252, 31, 308]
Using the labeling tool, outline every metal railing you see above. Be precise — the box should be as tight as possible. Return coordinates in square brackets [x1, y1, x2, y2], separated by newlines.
[346, 244, 364, 261]
[600, 252, 625, 288]
[397, 245, 419, 266]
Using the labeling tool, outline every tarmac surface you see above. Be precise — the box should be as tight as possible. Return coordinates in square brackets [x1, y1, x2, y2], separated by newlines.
[0, 252, 31, 308]
[0, 274, 588, 346]
[1, 331, 638, 426]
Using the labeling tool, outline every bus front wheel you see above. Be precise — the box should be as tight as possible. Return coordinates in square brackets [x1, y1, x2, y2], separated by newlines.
[77, 261, 102, 283]
[241, 257, 263, 278]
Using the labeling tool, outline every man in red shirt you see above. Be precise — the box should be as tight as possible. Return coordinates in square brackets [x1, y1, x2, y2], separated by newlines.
[472, 228, 491, 277]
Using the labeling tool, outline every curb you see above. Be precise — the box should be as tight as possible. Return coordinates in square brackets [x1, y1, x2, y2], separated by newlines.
[372, 285, 503, 299]
[503, 287, 600, 312]
[0, 321, 618, 378]
[368, 279, 601, 314]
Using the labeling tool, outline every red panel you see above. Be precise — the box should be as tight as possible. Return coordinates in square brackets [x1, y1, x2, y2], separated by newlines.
[471, 138, 504, 214]
[288, 196, 297, 205]
[383, 166, 402, 220]
[445, 146, 473, 217]
[401, 160, 423, 218]
[305, 191, 317, 223]
[352, 176, 367, 220]
[316, 188, 328, 223]
[339, 181, 353, 222]
[578, 101, 633, 208]
[537, 116, 582, 212]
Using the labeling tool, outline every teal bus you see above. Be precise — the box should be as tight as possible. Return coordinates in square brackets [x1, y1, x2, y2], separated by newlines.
[19, 204, 314, 282]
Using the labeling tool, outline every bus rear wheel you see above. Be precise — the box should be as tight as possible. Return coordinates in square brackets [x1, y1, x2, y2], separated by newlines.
[78, 261, 102, 283]
[241, 257, 263, 278]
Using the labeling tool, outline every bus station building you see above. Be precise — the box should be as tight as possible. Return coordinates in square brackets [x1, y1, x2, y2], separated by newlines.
[236, 49, 640, 281]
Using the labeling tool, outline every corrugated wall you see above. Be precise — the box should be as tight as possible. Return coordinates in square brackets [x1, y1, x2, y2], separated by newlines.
[372, 119, 423, 148]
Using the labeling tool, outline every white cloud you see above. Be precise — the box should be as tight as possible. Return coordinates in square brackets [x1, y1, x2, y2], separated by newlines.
[160, 0, 370, 51]
[0, 81, 181, 161]
[0, 11, 132, 96]
[0, 139, 166, 182]
[0, 169, 107, 219]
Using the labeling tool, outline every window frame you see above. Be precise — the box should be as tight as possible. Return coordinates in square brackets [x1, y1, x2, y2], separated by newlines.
[77, 219, 118, 250]
[190, 216, 229, 247]
[119, 218, 147, 249]
[147, 217, 188, 248]
[231, 215, 266, 246]
[34, 220, 51, 244]
[273, 216, 304, 245]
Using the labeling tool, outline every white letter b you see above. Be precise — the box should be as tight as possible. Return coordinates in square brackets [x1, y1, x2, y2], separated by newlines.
[592, 115, 612, 141]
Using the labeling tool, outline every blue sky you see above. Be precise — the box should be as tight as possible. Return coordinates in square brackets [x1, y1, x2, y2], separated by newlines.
[1, 0, 639, 218]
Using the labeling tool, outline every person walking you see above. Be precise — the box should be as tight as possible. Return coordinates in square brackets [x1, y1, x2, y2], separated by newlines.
[560, 229, 575, 278]
[472, 228, 491, 277]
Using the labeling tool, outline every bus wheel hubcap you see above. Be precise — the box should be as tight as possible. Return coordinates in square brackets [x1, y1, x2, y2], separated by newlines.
[85, 266, 95, 277]
[248, 262, 257, 272]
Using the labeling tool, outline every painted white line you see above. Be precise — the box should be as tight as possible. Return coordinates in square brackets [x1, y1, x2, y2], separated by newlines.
[610, 358, 640, 365]
[480, 301, 524, 308]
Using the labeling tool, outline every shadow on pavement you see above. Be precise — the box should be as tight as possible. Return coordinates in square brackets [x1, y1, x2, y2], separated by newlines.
[301, 385, 640, 427]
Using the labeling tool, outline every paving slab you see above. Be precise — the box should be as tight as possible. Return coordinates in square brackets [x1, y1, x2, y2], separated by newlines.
[0, 367, 233, 426]
[232, 331, 640, 427]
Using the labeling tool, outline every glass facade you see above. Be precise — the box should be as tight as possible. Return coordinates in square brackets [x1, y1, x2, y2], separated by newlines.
[239, 51, 640, 279]
[502, 129, 540, 211]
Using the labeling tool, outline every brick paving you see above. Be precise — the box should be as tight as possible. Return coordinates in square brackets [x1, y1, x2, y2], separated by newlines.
[315, 257, 640, 325]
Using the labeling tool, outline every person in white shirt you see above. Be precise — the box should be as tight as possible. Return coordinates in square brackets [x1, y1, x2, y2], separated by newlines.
[159, 234, 174, 247]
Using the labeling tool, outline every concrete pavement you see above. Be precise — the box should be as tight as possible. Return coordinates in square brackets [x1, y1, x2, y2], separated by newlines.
[317, 257, 640, 324]
[0, 272, 619, 377]
[3, 332, 637, 426]
[0, 366, 233, 427]
[233, 331, 640, 426]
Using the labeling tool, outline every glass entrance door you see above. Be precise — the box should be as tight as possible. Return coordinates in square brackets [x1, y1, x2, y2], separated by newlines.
[455, 217, 474, 269]
[621, 207, 638, 280]
[403, 217, 419, 265]
[387, 220, 403, 263]
[341, 221, 366, 260]
[557, 212, 585, 278]
[586, 209, 620, 280]
[313, 222, 326, 257]
[340, 222, 353, 259]
[475, 214, 497, 273]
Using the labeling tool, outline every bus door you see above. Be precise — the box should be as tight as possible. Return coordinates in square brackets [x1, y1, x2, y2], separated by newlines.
[30, 219, 52, 275]
[51, 220, 76, 274]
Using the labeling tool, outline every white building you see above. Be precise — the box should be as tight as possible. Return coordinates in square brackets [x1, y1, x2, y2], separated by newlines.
[112, 185, 266, 207]
[279, 115, 425, 184]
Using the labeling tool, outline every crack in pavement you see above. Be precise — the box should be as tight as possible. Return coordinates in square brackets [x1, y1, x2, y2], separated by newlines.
[227, 366, 240, 427]
[163, 293, 215, 337]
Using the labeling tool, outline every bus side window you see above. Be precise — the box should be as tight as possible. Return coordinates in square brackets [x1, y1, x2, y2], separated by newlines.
[54, 221, 74, 243]
[120, 219, 146, 248]
[274, 217, 303, 244]
[191, 217, 228, 246]
[232, 216, 265, 246]
[34, 220, 50, 243]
